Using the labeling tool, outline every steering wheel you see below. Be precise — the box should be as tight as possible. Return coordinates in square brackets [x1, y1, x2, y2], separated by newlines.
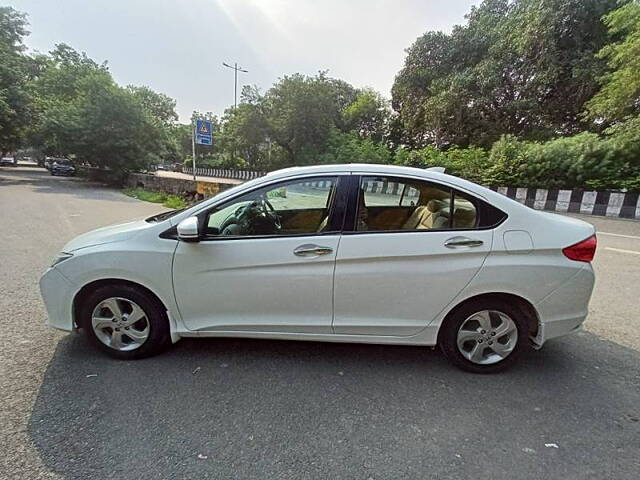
[259, 196, 282, 230]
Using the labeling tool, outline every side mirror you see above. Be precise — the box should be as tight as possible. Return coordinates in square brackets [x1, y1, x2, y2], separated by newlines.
[176, 216, 200, 242]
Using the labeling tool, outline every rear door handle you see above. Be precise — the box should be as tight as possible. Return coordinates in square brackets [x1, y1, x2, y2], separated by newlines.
[294, 244, 334, 257]
[444, 237, 484, 248]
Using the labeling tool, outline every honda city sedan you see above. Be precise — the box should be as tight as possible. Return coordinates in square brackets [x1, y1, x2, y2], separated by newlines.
[40, 164, 596, 372]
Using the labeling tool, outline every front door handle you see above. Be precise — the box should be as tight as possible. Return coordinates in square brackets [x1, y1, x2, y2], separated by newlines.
[444, 237, 484, 248]
[294, 244, 334, 257]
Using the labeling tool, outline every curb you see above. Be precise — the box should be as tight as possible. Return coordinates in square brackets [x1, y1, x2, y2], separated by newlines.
[490, 187, 640, 220]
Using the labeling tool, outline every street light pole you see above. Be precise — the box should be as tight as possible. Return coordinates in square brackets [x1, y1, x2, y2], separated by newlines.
[222, 62, 248, 109]
[191, 118, 196, 181]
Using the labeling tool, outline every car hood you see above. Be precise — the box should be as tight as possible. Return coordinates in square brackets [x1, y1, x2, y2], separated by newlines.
[62, 219, 153, 252]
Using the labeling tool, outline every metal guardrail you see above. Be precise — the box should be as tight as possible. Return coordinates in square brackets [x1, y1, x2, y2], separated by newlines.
[183, 167, 265, 180]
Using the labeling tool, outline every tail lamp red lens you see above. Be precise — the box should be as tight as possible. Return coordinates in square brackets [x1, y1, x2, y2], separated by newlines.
[562, 234, 597, 262]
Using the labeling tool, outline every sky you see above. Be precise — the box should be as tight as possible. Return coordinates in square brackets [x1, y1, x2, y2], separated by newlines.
[10, 0, 478, 122]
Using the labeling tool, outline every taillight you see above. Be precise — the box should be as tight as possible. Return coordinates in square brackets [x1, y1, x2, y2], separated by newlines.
[563, 234, 597, 262]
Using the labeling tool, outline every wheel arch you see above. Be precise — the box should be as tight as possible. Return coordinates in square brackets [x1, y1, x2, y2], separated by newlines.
[72, 278, 169, 329]
[437, 292, 539, 345]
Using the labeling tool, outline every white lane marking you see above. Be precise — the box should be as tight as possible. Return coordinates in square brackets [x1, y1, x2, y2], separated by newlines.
[599, 231, 640, 240]
[605, 247, 640, 256]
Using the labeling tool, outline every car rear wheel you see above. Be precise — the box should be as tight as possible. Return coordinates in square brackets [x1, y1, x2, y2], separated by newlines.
[439, 299, 529, 373]
[80, 284, 171, 359]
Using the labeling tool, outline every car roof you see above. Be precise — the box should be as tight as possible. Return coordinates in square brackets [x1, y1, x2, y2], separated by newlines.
[266, 163, 432, 177]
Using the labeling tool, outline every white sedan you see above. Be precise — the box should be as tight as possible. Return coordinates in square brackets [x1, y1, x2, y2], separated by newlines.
[40, 164, 597, 372]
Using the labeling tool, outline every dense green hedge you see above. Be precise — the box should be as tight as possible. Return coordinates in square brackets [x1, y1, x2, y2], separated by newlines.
[394, 117, 640, 191]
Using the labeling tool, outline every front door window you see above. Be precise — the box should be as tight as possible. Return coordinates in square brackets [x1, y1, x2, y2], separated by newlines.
[205, 177, 338, 237]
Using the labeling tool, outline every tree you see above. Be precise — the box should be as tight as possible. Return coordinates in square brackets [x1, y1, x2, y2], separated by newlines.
[343, 88, 391, 143]
[318, 129, 392, 165]
[392, 0, 620, 148]
[0, 7, 31, 154]
[26, 44, 172, 171]
[126, 85, 181, 164]
[217, 101, 273, 169]
[71, 75, 166, 170]
[126, 85, 178, 127]
[26, 43, 112, 157]
[585, 0, 640, 122]
[262, 72, 358, 165]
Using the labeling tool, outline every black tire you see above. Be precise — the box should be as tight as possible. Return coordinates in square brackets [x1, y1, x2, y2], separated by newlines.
[439, 299, 529, 373]
[79, 284, 172, 360]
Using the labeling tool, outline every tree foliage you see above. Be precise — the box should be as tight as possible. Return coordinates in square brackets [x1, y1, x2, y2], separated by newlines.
[23, 44, 176, 170]
[0, 7, 31, 154]
[585, 0, 640, 122]
[392, 0, 620, 148]
[3, 2, 640, 190]
[190, 73, 390, 171]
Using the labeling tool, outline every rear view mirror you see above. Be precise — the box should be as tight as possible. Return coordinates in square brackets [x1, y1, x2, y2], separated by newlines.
[177, 216, 200, 242]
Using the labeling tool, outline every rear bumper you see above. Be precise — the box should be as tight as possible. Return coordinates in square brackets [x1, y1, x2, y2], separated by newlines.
[39, 267, 76, 332]
[532, 264, 595, 347]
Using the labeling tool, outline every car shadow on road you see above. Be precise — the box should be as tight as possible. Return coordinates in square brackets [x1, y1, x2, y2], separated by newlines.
[28, 331, 640, 480]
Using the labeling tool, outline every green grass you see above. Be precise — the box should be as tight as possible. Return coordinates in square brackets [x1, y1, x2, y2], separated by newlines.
[123, 187, 188, 209]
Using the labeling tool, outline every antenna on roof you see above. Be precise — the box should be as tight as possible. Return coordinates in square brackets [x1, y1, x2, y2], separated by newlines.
[425, 166, 446, 173]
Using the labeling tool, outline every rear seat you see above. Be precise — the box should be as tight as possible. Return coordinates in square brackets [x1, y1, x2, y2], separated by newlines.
[402, 199, 449, 230]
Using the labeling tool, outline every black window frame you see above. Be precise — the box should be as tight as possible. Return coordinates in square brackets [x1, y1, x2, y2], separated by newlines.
[343, 174, 507, 234]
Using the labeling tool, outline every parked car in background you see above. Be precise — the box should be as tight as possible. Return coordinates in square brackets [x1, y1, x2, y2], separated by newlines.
[50, 158, 76, 176]
[0, 156, 17, 166]
[40, 164, 597, 373]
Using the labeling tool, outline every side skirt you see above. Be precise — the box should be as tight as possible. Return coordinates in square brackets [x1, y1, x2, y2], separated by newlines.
[175, 326, 440, 346]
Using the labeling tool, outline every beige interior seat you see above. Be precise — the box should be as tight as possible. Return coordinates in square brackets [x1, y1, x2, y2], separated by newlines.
[453, 206, 476, 228]
[402, 199, 448, 230]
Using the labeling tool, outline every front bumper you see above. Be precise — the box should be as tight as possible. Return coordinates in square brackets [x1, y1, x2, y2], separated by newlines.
[39, 267, 76, 332]
[532, 265, 595, 347]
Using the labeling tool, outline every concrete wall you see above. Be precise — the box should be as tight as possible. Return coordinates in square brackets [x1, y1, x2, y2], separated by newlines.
[125, 173, 236, 200]
[126, 173, 196, 195]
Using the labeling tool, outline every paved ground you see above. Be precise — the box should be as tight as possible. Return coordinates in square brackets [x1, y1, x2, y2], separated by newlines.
[1, 166, 639, 479]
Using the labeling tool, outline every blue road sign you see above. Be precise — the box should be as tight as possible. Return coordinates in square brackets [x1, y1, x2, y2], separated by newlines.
[195, 119, 212, 146]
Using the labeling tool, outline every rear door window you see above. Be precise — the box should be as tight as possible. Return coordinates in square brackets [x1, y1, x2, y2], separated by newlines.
[356, 176, 482, 232]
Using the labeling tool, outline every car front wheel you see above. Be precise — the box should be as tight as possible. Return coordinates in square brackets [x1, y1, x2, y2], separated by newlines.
[439, 299, 529, 373]
[80, 284, 171, 359]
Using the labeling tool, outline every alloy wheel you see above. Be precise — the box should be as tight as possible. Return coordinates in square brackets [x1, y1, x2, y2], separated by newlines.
[456, 309, 518, 365]
[91, 297, 150, 351]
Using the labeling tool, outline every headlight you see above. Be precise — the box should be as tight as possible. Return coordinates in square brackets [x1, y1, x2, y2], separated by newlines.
[51, 252, 73, 267]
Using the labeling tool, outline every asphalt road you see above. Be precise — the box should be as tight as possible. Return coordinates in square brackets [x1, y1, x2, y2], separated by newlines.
[1, 166, 639, 479]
